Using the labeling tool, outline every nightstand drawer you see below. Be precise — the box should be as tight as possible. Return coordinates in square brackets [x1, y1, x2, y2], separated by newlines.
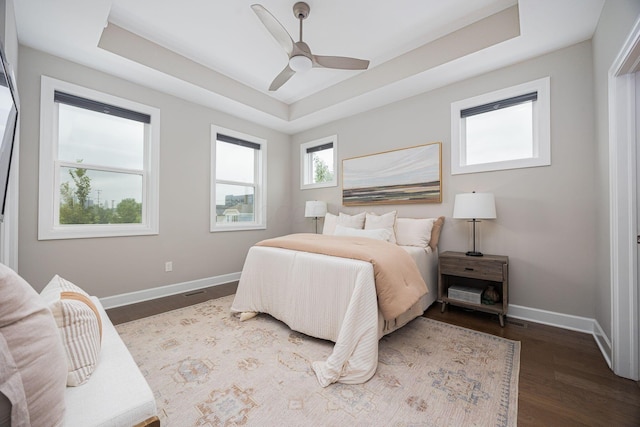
[439, 258, 504, 281]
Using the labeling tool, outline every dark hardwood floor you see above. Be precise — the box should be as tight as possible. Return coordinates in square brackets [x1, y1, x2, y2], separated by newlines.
[107, 283, 640, 426]
[426, 305, 640, 426]
[106, 282, 238, 324]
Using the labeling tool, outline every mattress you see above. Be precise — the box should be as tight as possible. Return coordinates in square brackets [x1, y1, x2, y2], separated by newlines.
[231, 244, 438, 386]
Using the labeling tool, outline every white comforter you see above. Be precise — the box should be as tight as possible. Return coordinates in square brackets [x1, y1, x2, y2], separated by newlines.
[230, 245, 437, 386]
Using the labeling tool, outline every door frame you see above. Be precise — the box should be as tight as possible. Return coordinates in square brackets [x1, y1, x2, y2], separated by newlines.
[609, 16, 640, 381]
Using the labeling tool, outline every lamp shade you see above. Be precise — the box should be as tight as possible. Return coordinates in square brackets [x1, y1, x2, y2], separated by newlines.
[452, 193, 496, 219]
[304, 200, 327, 218]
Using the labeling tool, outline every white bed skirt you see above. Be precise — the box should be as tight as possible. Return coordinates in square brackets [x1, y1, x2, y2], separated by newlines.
[231, 245, 438, 386]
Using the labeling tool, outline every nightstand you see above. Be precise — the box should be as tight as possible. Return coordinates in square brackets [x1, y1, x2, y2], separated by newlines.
[438, 251, 509, 326]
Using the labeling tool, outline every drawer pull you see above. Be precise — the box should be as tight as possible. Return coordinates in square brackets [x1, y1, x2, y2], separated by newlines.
[464, 267, 474, 271]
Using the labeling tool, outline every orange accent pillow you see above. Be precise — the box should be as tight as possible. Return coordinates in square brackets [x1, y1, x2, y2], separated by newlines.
[429, 216, 445, 251]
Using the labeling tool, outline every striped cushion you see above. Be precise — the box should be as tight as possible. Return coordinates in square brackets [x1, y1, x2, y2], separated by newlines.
[0, 264, 67, 426]
[40, 275, 102, 386]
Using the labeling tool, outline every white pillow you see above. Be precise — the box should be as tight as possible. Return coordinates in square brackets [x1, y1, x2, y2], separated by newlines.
[323, 212, 366, 235]
[364, 211, 397, 244]
[40, 275, 103, 386]
[338, 212, 366, 229]
[322, 213, 338, 235]
[334, 225, 392, 241]
[395, 217, 436, 248]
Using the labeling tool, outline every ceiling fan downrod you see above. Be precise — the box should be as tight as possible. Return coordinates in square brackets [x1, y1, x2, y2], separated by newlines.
[293, 2, 309, 42]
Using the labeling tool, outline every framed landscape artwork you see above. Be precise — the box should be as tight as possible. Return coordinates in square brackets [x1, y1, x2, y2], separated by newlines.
[342, 142, 442, 206]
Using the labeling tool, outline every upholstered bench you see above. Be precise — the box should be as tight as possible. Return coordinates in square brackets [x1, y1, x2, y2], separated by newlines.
[0, 264, 159, 426]
[64, 297, 159, 426]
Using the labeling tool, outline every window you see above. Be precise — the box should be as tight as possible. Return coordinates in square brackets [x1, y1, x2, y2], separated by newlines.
[451, 77, 550, 174]
[300, 135, 337, 189]
[38, 76, 159, 240]
[211, 126, 266, 232]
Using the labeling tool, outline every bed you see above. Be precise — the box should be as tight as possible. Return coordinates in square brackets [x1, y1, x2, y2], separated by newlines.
[231, 213, 444, 387]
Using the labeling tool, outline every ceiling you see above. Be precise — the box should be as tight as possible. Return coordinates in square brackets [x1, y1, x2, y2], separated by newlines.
[14, 0, 604, 134]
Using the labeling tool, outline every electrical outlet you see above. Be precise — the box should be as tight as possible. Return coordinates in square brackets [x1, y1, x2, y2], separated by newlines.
[165, 261, 173, 272]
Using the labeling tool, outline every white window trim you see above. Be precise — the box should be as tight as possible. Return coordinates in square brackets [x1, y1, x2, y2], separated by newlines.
[451, 77, 550, 175]
[300, 134, 338, 190]
[210, 125, 267, 232]
[38, 76, 160, 240]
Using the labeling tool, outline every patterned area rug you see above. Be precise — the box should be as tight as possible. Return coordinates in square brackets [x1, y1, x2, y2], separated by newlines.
[115, 295, 520, 426]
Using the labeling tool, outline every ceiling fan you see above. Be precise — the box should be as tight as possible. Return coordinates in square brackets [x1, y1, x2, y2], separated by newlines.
[251, 2, 370, 91]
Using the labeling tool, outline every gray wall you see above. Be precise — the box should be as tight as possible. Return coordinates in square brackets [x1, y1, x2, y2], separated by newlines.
[292, 41, 598, 318]
[17, 46, 292, 296]
[592, 0, 640, 339]
[14, 1, 640, 325]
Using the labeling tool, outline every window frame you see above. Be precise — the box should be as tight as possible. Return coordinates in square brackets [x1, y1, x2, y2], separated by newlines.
[210, 125, 267, 232]
[451, 77, 550, 175]
[300, 135, 338, 190]
[38, 76, 160, 240]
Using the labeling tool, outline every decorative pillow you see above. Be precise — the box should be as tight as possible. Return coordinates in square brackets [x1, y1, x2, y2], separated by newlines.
[0, 263, 67, 426]
[364, 211, 397, 244]
[338, 212, 366, 229]
[322, 212, 338, 235]
[322, 212, 366, 235]
[334, 224, 392, 241]
[395, 217, 437, 248]
[0, 333, 28, 426]
[429, 216, 445, 251]
[40, 275, 103, 387]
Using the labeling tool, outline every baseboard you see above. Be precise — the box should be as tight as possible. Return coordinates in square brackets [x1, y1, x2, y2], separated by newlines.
[509, 304, 613, 368]
[593, 319, 613, 369]
[100, 283, 616, 368]
[508, 304, 595, 333]
[99, 272, 241, 309]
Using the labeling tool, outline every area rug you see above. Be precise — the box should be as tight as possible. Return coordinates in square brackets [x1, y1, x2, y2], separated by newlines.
[115, 295, 520, 426]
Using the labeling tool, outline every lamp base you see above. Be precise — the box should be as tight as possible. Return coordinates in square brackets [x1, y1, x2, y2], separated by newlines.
[465, 251, 484, 257]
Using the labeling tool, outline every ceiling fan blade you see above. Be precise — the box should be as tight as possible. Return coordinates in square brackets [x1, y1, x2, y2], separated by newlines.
[251, 4, 294, 56]
[269, 65, 296, 91]
[313, 55, 370, 70]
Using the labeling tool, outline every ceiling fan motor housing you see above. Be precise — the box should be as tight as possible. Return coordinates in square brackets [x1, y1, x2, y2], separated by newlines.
[293, 2, 310, 19]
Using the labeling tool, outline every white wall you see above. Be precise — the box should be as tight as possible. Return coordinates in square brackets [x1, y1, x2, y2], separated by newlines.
[0, 0, 18, 269]
[17, 46, 292, 297]
[592, 0, 640, 348]
[292, 41, 599, 318]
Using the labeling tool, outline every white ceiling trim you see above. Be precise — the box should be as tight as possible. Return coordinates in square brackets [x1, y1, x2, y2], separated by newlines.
[13, 0, 605, 135]
[96, 6, 520, 133]
[289, 6, 520, 122]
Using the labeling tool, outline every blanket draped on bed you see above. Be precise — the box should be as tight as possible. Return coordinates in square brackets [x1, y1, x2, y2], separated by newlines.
[256, 233, 428, 320]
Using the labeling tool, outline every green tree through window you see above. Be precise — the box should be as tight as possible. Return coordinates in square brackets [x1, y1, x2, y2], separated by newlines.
[59, 165, 142, 225]
[113, 198, 142, 223]
[314, 156, 333, 183]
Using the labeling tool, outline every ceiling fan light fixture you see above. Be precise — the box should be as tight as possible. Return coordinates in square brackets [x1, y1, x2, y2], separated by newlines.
[289, 55, 312, 72]
[252, 3, 369, 90]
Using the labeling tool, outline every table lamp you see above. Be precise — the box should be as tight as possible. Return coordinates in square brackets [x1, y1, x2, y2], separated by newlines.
[304, 200, 327, 234]
[452, 192, 496, 256]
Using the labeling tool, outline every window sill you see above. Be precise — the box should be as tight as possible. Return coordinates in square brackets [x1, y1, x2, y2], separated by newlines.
[300, 181, 337, 190]
[209, 224, 267, 233]
[38, 224, 159, 240]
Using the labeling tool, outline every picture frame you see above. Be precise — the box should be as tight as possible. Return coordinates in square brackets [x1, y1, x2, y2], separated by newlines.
[342, 142, 442, 206]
